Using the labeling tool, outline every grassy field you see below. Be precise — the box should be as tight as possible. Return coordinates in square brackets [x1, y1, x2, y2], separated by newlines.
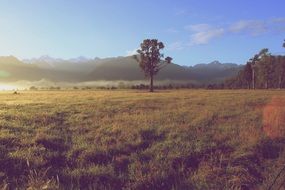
[0, 89, 285, 189]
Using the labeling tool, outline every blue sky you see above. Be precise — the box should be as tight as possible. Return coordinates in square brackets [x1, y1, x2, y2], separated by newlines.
[0, 0, 285, 65]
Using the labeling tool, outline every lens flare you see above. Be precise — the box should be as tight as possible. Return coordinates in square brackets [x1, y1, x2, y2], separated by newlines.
[263, 96, 285, 139]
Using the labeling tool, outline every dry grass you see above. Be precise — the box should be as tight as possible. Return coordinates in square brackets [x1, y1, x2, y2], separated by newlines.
[0, 89, 284, 189]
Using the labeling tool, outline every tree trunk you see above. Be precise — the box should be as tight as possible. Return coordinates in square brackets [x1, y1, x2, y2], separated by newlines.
[279, 76, 282, 89]
[150, 74, 154, 92]
[265, 80, 268, 89]
[252, 69, 255, 90]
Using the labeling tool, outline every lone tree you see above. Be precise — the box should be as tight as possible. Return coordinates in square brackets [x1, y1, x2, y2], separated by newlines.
[135, 39, 172, 92]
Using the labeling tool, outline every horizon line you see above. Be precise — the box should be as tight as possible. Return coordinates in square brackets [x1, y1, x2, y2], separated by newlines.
[0, 54, 244, 66]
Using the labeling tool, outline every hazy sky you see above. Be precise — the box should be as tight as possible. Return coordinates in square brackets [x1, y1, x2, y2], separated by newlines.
[0, 0, 285, 65]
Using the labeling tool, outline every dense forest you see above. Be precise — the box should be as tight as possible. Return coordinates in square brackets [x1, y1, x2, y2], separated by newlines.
[225, 41, 285, 89]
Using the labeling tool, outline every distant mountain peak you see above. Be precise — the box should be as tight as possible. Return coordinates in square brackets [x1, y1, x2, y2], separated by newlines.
[22, 55, 95, 64]
[22, 55, 63, 64]
[193, 61, 240, 69]
[68, 56, 90, 63]
[209, 60, 221, 64]
[40, 55, 63, 63]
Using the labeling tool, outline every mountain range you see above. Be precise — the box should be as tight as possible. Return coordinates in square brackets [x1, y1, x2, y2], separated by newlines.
[0, 55, 243, 84]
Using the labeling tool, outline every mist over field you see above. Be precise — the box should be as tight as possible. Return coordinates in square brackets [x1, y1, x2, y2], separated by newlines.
[3, 79, 199, 90]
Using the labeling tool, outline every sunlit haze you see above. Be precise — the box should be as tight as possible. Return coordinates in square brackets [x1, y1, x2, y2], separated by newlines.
[0, 84, 18, 90]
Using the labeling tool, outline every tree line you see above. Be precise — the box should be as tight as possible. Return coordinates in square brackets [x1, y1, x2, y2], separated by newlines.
[225, 40, 285, 89]
[135, 39, 285, 91]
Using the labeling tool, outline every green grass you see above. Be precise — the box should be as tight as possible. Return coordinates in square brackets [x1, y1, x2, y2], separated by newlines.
[0, 89, 285, 189]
